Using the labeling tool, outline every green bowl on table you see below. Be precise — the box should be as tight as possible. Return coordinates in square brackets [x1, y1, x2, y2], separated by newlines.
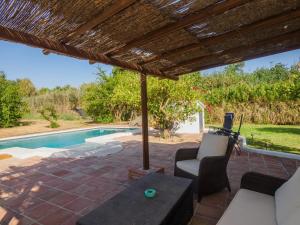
[144, 188, 157, 198]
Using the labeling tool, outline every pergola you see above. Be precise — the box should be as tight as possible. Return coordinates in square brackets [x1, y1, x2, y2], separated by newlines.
[1, 0, 299, 170]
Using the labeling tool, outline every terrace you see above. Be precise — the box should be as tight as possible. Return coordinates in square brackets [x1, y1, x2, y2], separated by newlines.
[0, 0, 299, 224]
[0, 134, 299, 225]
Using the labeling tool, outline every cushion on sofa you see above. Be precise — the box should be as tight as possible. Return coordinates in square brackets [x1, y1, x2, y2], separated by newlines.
[197, 133, 229, 161]
[176, 159, 200, 176]
[275, 167, 300, 225]
[282, 207, 300, 225]
[217, 189, 277, 225]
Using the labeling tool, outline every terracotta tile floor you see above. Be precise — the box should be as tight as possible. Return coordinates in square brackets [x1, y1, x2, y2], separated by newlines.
[0, 134, 299, 225]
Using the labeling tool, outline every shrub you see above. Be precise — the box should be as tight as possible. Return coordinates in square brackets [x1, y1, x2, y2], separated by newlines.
[38, 105, 60, 128]
[0, 73, 26, 127]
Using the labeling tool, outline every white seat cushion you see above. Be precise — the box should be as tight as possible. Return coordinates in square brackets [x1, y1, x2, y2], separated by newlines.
[197, 133, 229, 161]
[275, 167, 300, 225]
[217, 189, 277, 225]
[176, 159, 200, 176]
[282, 207, 300, 225]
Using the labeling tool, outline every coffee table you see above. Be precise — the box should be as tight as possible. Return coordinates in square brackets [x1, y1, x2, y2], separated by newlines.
[77, 173, 193, 225]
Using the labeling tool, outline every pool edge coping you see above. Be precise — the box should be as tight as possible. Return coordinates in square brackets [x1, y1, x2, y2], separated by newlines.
[0, 127, 141, 159]
[0, 125, 139, 142]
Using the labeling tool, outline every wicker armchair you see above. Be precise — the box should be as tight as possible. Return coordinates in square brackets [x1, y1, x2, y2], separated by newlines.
[174, 134, 235, 202]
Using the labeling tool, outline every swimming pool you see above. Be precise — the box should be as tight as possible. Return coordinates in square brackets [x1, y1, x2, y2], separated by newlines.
[0, 128, 136, 149]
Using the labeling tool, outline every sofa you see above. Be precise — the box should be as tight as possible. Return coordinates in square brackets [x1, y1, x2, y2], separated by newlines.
[216, 167, 300, 225]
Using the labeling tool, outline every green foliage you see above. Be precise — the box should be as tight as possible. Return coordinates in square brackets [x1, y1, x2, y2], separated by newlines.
[197, 63, 300, 125]
[0, 72, 26, 127]
[38, 105, 59, 128]
[82, 68, 140, 122]
[68, 90, 80, 110]
[2, 60, 299, 130]
[38, 87, 50, 95]
[16, 78, 36, 97]
[82, 68, 201, 137]
[26, 85, 82, 119]
[58, 113, 81, 121]
[147, 73, 201, 138]
[206, 101, 300, 125]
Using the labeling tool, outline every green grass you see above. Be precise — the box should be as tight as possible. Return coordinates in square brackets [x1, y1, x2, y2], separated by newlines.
[211, 124, 300, 154]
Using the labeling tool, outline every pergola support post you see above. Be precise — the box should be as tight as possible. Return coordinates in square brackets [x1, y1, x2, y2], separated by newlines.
[140, 73, 150, 170]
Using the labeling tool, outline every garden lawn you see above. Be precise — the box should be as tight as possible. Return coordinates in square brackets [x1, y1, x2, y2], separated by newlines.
[233, 124, 300, 155]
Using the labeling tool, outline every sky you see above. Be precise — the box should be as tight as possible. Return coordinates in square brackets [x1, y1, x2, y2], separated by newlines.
[0, 40, 299, 88]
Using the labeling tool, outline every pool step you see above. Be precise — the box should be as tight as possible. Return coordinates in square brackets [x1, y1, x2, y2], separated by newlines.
[50, 141, 122, 158]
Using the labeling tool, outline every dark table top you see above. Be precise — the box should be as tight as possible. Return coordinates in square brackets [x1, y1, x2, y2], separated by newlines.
[77, 173, 193, 225]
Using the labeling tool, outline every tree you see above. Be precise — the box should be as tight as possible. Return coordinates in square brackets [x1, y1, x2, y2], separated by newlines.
[82, 68, 115, 122]
[68, 91, 79, 110]
[82, 68, 201, 137]
[38, 87, 50, 95]
[110, 68, 140, 121]
[147, 73, 201, 138]
[224, 62, 245, 75]
[17, 78, 36, 97]
[82, 67, 140, 122]
[0, 72, 26, 127]
[38, 105, 59, 128]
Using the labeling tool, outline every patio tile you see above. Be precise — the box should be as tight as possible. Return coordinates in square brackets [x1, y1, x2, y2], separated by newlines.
[0, 177, 30, 188]
[63, 172, 92, 183]
[42, 177, 66, 188]
[0, 134, 299, 225]
[61, 214, 80, 225]
[23, 201, 59, 221]
[38, 208, 73, 225]
[51, 169, 71, 177]
[24, 172, 46, 181]
[38, 188, 61, 201]
[4, 195, 43, 213]
[88, 166, 115, 177]
[34, 175, 57, 184]
[49, 192, 78, 206]
[55, 181, 80, 192]
[78, 202, 99, 216]
[0, 206, 16, 222]
[195, 204, 224, 220]
[200, 190, 229, 208]
[6, 214, 36, 225]
[63, 197, 94, 214]
[190, 214, 217, 225]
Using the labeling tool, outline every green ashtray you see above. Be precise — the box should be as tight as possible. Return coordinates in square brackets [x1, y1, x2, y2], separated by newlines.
[144, 188, 156, 198]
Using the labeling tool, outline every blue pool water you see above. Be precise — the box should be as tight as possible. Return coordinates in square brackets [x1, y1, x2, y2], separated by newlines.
[0, 128, 136, 149]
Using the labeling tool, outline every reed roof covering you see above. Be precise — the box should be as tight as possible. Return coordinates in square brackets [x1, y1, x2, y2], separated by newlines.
[1, 0, 300, 79]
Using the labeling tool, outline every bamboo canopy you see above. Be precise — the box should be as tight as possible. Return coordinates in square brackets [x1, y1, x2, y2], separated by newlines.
[0, 0, 300, 79]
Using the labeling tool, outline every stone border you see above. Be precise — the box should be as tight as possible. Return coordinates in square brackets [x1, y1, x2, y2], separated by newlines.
[0, 125, 138, 141]
[240, 135, 300, 160]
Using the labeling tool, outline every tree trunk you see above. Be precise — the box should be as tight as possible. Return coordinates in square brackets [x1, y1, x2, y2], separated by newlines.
[161, 129, 171, 139]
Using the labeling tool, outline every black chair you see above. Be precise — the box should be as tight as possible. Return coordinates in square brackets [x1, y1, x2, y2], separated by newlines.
[174, 133, 236, 202]
[209, 112, 235, 135]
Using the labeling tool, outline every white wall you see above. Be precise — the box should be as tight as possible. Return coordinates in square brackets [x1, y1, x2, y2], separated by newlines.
[176, 113, 201, 134]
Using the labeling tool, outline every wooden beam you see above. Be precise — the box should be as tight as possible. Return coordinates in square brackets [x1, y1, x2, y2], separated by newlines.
[163, 29, 300, 72]
[172, 30, 300, 75]
[42, 49, 51, 55]
[0, 25, 178, 80]
[61, 0, 137, 44]
[140, 73, 149, 170]
[107, 0, 251, 56]
[142, 7, 300, 66]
